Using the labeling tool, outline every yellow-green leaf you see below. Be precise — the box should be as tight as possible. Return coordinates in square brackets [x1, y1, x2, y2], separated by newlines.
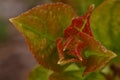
[49, 67, 105, 80]
[91, 0, 120, 62]
[28, 65, 52, 80]
[9, 2, 77, 72]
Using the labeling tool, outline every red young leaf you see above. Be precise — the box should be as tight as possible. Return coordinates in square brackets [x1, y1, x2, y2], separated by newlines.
[56, 4, 116, 76]
[56, 4, 94, 65]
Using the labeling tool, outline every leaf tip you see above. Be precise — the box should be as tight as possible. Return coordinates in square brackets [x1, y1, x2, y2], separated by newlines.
[108, 50, 117, 59]
[9, 18, 14, 23]
[90, 4, 95, 10]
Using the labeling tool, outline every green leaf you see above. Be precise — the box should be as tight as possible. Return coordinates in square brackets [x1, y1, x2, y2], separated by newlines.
[29, 64, 105, 80]
[49, 65, 105, 80]
[50, 72, 105, 80]
[49, 66, 84, 80]
[78, 32, 116, 76]
[84, 72, 106, 80]
[9, 2, 77, 72]
[28, 65, 52, 80]
[91, 0, 120, 62]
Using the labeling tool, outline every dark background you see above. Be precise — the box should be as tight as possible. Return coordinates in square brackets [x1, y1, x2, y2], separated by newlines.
[0, 0, 50, 80]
